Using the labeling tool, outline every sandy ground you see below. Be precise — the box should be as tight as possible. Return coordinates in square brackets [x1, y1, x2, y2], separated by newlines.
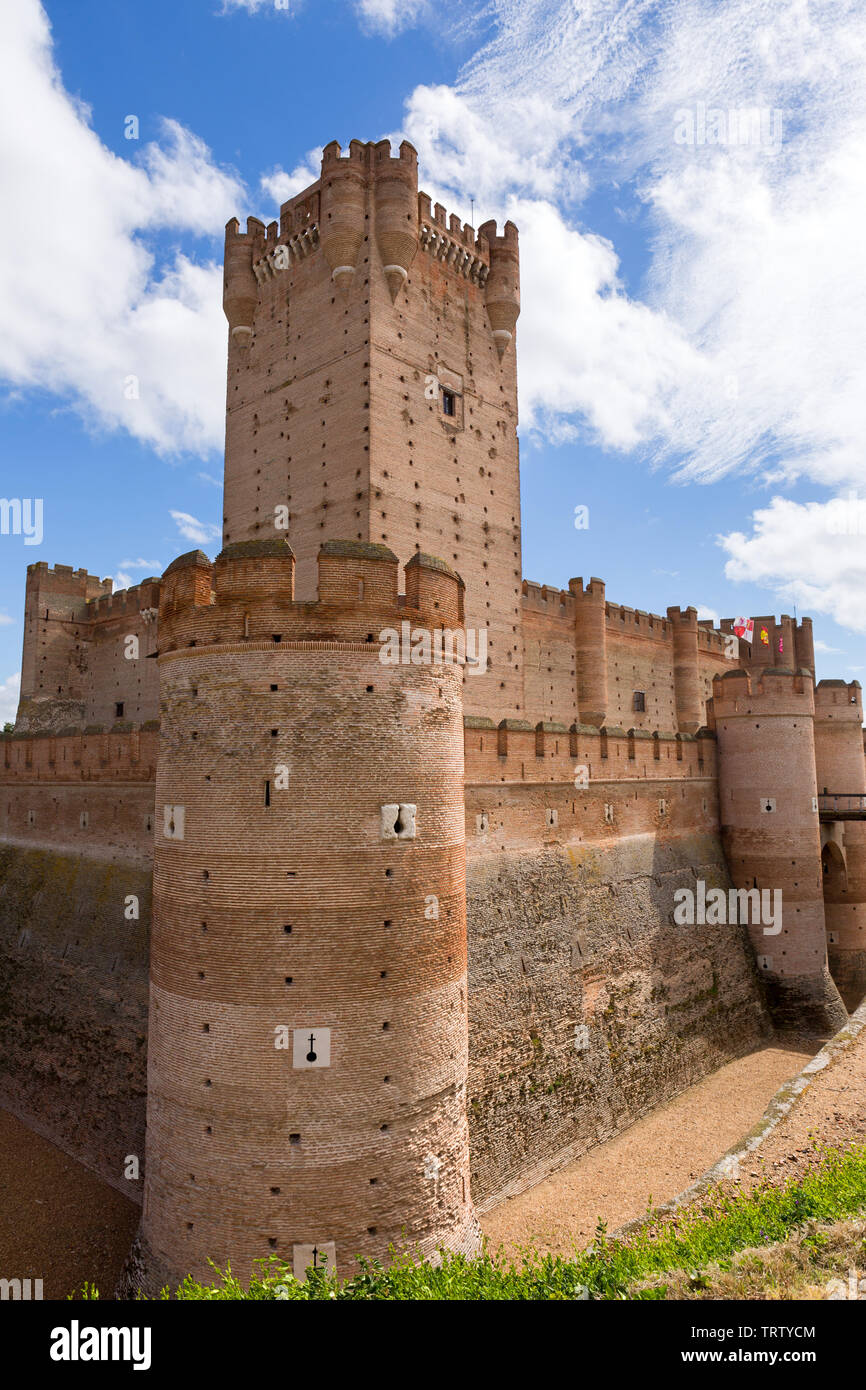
[0, 1109, 138, 1300]
[740, 1024, 866, 1188]
[480, 1042, 816, 1259]
[3, 1024, 863, 1296]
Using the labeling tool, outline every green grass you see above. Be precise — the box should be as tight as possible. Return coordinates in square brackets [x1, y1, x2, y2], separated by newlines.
[88, 1141, 866, 1301]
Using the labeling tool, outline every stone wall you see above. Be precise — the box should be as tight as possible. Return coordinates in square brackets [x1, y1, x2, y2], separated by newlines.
[0, 842, 150, 1197]
[465, 791, 773, 1205]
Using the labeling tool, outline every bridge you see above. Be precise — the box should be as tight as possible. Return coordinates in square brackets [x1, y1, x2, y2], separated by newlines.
[818, 793, 866, 821]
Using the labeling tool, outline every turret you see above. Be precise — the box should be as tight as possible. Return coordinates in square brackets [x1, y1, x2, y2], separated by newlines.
[708, 668, 847, 1034]
[794, 617, 815, 675]
[570, 577, 607, 727]
[667, 606, 702, 735]
[373, 139, 419, 301]
[121, 540, 479, 1295]
[223, 218, 263, 348]
[477, 220, 520, 359]
[814, 679, 866, 1000]
[318, 140, 367, 291]
[16, 562, 112, 733]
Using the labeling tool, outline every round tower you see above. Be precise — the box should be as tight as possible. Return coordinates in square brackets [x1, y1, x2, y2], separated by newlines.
[570, 576, 607, 728]
[667, 605, 702, 735]
[709, 668, 847, 1034]
[373, 139, 419, 301]
[121, 539, 479, 1295]
[319, 140, 367, 291]
[814, 679, 866, 1003]
[477, 219, 520, 358]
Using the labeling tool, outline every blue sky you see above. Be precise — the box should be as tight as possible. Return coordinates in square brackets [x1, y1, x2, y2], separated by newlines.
[2, 0, 865, 723]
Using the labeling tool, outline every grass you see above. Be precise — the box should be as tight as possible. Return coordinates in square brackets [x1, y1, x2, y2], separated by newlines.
[83, 1140, 866, 1301]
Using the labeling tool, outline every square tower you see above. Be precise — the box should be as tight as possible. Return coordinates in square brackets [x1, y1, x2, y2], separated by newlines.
[221, 139, 523, 716]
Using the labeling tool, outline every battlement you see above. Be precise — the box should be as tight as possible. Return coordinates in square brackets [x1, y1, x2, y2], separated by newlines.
[477, 218, 519, 252]
[463, 712, 716, 785]
[26, 561, 112, 599]
[85, 579, 160, 622]
[718, 612, 815, 672]
[0, 726, 159, 783]
[319, 137, 417, 172]
[814, 678, 863, 717]
[225, 216, 265, 245]
[569, 576, 606, 603]
[521, 580, 576, 616]
[157, 538, 465, 653]
[607, 602, 670, 634]
[708, 666, 816, 722]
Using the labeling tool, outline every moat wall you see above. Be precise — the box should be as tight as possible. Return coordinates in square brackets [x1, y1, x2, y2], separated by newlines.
[465, 803, 773, 1206]
[0, 811, 771, 1214]
[0, 842, 150, 1197]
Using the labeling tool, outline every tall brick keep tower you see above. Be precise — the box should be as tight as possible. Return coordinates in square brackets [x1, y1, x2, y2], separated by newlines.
[123, 540, 480, 1294]
[221, 139, 523, 718]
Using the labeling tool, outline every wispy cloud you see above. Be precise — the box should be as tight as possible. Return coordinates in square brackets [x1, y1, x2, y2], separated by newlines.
[170, 510, 221, 546]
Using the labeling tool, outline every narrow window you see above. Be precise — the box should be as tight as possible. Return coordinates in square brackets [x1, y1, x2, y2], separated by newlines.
[115, 702, 124, 718]
[442, 388, 456, 417]
[633, 691, 645, 712]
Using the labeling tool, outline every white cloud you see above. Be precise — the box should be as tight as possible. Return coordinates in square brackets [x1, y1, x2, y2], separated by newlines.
[170, 510, 221, 546]
[259, 149, 322, 209]
[397, 2, 866, 491]
[719, 495, 866, 633]
[814, 640, 843, 655]
[0, 613, 14, 626]
[512, 198, 705, 449]
[220, 0, 294, 12]
[0, 671, 20, 726]
[118, 558, 162, 572]
[197, 472, 222, 488]
[0, 1, 245, 456]
[353, 0, 430, 35]
[697, 606, 720, 624]
[403, 84, 576, 209]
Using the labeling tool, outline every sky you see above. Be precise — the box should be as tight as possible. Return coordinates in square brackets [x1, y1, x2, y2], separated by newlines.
[1, 0, 865, 725]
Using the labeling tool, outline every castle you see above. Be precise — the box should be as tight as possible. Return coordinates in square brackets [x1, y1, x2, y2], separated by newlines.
[1, 138, 864, 1296]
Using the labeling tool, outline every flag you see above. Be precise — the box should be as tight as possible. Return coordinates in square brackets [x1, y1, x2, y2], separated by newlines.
[733, 617, 754, 642]
[760, 626, 770, 646]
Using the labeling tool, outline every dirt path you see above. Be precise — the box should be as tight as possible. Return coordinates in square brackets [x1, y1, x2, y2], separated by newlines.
[480, 1042, 817, 1259]
[738, 1023, 866, 1189]
[0, 1109, 138, 1300]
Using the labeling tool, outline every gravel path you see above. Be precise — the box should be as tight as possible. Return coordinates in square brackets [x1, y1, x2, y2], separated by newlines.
[480, 1043, 817, 1259]
[738, 1024, 866, 1189]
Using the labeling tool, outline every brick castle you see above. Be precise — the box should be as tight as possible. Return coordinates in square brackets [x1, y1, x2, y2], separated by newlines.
[1, 139, 864, 1295]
